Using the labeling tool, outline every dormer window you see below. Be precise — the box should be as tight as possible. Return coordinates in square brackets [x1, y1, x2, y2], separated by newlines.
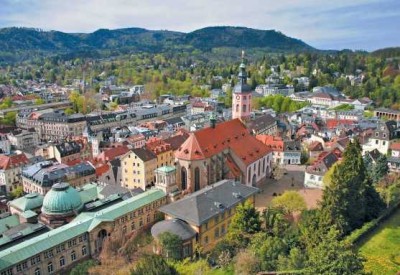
[375, 132, 379, 137]
[383, 133, 386, 138]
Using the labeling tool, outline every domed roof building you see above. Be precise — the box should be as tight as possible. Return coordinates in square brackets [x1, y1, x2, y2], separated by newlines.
[40, 182, 83, 227]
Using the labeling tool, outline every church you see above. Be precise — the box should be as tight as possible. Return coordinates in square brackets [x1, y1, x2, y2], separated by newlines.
[175, 55, 273, 194]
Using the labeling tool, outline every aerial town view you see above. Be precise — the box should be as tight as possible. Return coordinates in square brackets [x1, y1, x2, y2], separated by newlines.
[0, 1, 399, 274]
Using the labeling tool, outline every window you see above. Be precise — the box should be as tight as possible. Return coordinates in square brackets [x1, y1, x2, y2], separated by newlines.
[146, 214, 150, 223]
[82, 246, 87, 256]
[139, 218, 143, 227]
[1, 269, 13, 275]
[236, 104, 239, 112]
[204, 236, 209, 244]
[214, 227, 220, 238]
[71, 251, 76, 261]
[242, 104, 247, 112]
[204, 222, 208, 230]
[131, 221, 136, 230]
[214, 216, 219, 224]
[194, 167, 200, 191]
[59, 256, 65, 267]
[221, 225, 226, 235]
[123, 225, 127, 234]
[44, 250, 53, 259]
[375, 140, 379, 145]
[383, 141, 386, 146]
[31, 255, 41, 265]
[47, 262, 53, 273]
[35, 268, 41, 275]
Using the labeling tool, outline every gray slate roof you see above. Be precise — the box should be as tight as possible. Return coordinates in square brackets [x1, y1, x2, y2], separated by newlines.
[159, 179, 259, 226]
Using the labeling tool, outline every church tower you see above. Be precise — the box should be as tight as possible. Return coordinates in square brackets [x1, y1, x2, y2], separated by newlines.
[232, 51, 252, 122]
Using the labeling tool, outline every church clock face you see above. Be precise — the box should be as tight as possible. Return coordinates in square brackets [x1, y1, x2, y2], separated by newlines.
[236, 96, 240, 100]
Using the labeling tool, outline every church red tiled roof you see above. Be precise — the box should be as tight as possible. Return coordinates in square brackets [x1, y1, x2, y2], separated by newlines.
[176, 119, 272, 165]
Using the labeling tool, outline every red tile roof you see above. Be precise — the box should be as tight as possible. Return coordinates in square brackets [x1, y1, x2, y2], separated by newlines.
[97, 146, 130, 162]
[326, 119, 354, 129]
[309, 141, 323, 151]
[256, 135, 284, 152]
[0, 153, 29, 170]
[146, 137, 172, 155]
[391, 142, 400, 151]
[176, 119, 272, 165]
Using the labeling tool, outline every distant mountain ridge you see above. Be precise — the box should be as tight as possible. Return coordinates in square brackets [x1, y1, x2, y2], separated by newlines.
[0, 26, 315, 63]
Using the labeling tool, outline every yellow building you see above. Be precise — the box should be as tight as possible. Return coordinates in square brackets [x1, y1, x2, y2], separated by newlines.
[146, 137, 174, 169]
[153, 179, 259, 255]
[121, 148, 157, 190]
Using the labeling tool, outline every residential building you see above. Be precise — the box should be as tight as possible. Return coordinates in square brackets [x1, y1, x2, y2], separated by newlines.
[153, 179, 258, 254]
[146, 137, 174, 169]
[0, 153, 29, 194]
[22, 161, 96, 195]
[362, 120, 398, 155]
[46, 141, 82, 164]
[304, 152, 339, 188]
[175, 119, 272, 193]
[7, 129, 39, 151]
[388, 142, 400, 172]
[0, 134, 11, 154]
[256, 135, 301, 165]
[121, 148, 157, 190]
[247, 114, 278, 136]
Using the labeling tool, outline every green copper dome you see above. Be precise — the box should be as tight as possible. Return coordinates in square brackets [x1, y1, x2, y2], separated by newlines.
[42, 183, 83, 216]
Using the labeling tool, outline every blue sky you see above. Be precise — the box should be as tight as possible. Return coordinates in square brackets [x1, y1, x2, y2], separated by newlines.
[0, 0, 399, 51]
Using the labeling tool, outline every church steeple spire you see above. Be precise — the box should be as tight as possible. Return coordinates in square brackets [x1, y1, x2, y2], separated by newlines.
[238, 50, 247, 85]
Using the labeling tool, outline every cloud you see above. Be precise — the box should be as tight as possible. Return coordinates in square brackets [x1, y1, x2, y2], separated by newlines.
[0, 0, 399, 50]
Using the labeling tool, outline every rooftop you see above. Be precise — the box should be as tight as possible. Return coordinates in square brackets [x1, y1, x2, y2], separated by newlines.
[159, 180, 258, 226]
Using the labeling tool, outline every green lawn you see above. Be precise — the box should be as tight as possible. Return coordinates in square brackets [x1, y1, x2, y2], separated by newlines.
[359, 209, 400, 274]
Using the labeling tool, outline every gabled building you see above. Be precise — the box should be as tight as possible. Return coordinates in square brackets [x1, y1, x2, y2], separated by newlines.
[146, 137, 174, 169]
[388, 142, 400, 172]
[362, 120, 398, 155]
[22, 161, 96, 195]
[121, 148, 157, 190]
[175, 119, 272, 193]
[256, 135, 301, 165]
[0, 153, 29, 194]
[304, 152, 339, 189]
[247, 114, 277, 136]
[153, 179, 258, 254]
[7, 129, 39, 152]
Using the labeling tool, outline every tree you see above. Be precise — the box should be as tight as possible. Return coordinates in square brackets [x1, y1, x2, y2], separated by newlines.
[10, 186, 24, 199]
[277, 247, 306, 272]
[234, 249, 261, 275]
[226, 200, 261, 248]
[64, 108, 75, 115]
[320, 140, 384, 235]
[157, 232, 182, 260]
[69, 259, 97, 275]
[250, 233, 288, 271]
[131, 255, 177, 275]
[271, 191, 307, 215]
[307, 228, 366, 275]
[372, 154, 389, 183]
[34, 98, 45, 105]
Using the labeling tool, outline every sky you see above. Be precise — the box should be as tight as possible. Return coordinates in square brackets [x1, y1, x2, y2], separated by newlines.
[0, 0, 399, 51]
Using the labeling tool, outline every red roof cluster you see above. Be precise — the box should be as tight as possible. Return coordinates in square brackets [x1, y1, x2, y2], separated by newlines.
[146, 137, 171, 155]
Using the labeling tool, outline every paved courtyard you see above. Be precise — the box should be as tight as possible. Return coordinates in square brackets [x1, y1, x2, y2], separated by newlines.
[255, 165, 323, 212]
